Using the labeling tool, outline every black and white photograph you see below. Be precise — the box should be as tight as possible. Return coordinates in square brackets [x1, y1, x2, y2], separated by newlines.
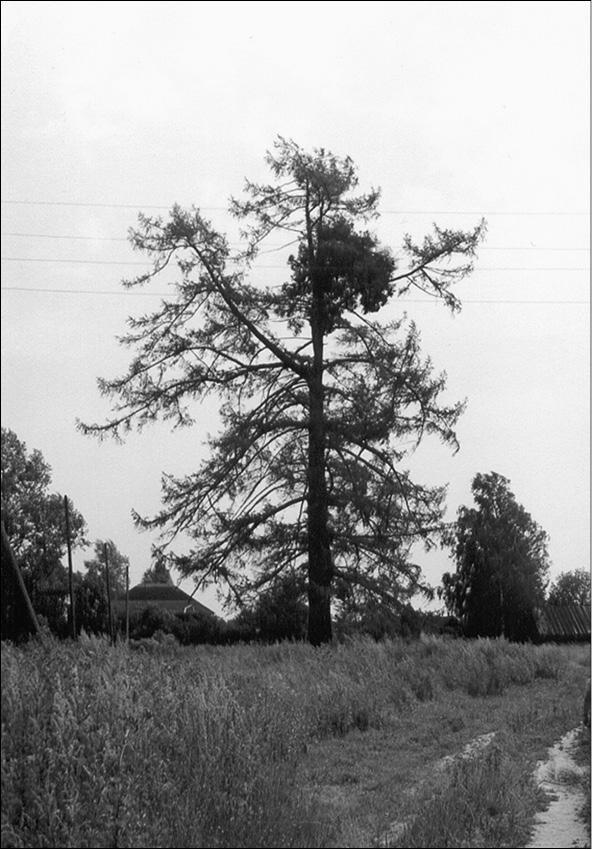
[1, 2, 590, 848]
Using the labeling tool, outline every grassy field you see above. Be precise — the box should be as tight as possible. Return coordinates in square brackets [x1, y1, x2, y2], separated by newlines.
[1, 635, 589, 848]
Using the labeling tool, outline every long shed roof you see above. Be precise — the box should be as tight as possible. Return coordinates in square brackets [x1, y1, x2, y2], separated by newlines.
[535, 604, 591, 640]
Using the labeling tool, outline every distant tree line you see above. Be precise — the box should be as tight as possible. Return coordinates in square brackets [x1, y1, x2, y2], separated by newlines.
[2, 428, 588, 645]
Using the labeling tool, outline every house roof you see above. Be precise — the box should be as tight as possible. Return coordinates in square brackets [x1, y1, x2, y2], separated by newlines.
[535, 604, 591, 640]
[123, 583, 216, 617]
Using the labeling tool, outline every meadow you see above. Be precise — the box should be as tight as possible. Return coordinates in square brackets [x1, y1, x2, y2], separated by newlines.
[1, 635, 589, 848]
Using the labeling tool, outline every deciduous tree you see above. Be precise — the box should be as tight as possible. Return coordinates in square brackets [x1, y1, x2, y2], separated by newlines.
[441, 472, 550, 641]
[142, 556, 174, 585]
[547, 568, 590, 607]
[234, 572, 308, 642]
[76, 539, 129, 635]
[1, 428, 87, 633]
[79, 138, 485, 644]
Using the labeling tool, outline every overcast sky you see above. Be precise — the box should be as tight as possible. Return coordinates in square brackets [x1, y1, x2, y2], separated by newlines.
[1, 1, 589, 615]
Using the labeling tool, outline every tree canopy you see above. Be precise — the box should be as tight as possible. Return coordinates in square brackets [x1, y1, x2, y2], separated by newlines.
[441, 471, 550, 641]
[1, 427, 87, 633]
[547, 568, 590, 608]
[1, 428, 87, 568]
[80, 138, 485, 643]
[83, 539, 129, 593]
[75, 539, 129, 635]
[142, 557, 173, 585]
[233, 571, 308, 643]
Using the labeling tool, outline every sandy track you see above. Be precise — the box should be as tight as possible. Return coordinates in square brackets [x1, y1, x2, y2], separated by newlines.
[526, 727, 590, 849]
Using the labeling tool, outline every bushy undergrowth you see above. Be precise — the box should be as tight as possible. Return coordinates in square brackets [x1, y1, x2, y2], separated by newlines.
[1, 636, 589, 848]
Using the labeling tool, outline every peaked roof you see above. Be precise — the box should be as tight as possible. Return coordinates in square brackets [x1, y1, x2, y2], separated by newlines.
[536, 604, 591, 640]
[125, 582, 216, 617]
[128, 582, 194, 602]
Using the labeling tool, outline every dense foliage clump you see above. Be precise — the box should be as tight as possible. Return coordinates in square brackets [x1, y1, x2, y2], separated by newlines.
[1, 428, 86, 638]
[548, 568, 591, 608]
[442, 472, 550, 641]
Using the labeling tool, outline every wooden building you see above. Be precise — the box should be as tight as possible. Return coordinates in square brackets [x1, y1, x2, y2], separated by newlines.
[116, 582, 215, 618]
[534, 604, 591, 642]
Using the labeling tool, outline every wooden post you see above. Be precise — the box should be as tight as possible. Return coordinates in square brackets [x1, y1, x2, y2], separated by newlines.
[64, 495, 76, 639]
[104, 543, 114, 645]
[125, 561, 130, 644]
[1, 520, 40, 637]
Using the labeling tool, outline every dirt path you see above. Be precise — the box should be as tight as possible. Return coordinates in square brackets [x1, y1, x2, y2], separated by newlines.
[526, 727, 590, 849]
[435, 730, 496, 772]
[298, 684, 590, 848]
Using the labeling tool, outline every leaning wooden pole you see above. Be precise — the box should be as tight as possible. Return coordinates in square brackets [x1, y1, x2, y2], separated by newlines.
[64, 495, 76, 639]
[104, 543, 114, 645]
[1, 519, 40, 637]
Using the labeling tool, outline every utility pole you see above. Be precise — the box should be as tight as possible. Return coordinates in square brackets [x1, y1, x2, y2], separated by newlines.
[64, 495, 76, 639]
[104, 543, 114, 645]
[125, 560, 130, 644]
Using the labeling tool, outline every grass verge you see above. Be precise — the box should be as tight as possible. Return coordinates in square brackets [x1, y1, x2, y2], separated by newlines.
[1, 636, 589, 848]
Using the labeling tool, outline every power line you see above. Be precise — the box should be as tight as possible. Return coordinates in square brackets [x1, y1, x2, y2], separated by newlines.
[1, 200, 175, 210]
[0, 233, 296, 257]
[2, 286, 168, 296]
[2, 231, 589, 251]
[1, 199, 588, 215]
[1, 286, 588, 305]
[2, 232, 129, 242]
[385, 210, 589, 216]
[1, 256, 148, 266]
[1, 256, 589, 271]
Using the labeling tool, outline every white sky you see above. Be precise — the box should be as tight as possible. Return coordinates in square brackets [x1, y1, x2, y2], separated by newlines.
[1, 1, 589, 615]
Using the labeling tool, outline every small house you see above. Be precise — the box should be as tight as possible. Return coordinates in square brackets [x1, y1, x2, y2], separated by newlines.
[117, 582, 215, 618]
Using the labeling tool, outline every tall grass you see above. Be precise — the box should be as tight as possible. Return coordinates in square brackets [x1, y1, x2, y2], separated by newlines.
[396, 733, 542, 848]
[1, 635, 589, 848]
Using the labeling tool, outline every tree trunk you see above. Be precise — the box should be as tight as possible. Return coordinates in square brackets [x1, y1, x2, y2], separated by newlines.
[306, 198, 333, 645]
[306, 373, 333, 645]
[308, 575, 332, 646]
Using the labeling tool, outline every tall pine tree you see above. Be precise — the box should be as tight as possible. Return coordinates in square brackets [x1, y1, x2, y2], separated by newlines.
[80, 139, 485, 643]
